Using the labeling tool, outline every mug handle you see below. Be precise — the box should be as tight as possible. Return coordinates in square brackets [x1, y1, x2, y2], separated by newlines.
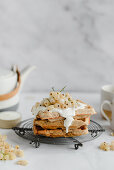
[101, 100, 112, 122]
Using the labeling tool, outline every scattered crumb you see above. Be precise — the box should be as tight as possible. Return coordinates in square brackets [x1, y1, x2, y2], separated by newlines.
[0, 133, 27, 164]
[99, 141, 114, 151]
[15, 149, 24, 157]
[110, 141, 114, 150]
[9, 153, 16, 160]
[16, 160, 28, 166]
[99, 142, 110, 151]
[15, 145, 19, 149]
[4, 154, 9, 160]
[110, 132, 114, 136]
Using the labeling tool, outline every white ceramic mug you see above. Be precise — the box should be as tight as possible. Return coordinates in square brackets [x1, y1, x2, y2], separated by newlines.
[101, 85, 114, 130]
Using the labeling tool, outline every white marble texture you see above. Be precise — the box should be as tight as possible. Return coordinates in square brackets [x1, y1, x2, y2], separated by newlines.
[0, 0, 114, 92]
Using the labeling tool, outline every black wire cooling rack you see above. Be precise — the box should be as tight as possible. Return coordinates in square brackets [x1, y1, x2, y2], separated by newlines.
[12, 118, 105, 149]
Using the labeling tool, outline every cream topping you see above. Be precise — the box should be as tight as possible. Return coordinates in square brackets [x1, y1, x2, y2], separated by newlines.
[32, 102, 87, 133]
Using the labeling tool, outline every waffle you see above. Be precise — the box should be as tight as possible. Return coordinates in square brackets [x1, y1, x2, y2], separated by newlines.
[36, 100, 96, 121]
[32, 91, 96, 137]
[33, 124, 88, 137]
[34, 117, 90, 130]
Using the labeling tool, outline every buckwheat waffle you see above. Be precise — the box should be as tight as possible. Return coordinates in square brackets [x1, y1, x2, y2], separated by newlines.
[33, 125, 88, 137]
[34, 117, 90, 130]
[32, 90, 96, 137]
[35, 100, 96, 121]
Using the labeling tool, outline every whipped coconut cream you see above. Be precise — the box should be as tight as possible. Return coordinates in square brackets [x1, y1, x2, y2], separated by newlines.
[32, 102, 87, 133]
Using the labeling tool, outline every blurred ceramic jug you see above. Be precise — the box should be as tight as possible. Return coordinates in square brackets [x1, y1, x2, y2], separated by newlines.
[0, 65, 36, 111]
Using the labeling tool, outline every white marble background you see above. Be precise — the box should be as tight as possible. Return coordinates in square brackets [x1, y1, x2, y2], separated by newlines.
[0, 0, 114, 93]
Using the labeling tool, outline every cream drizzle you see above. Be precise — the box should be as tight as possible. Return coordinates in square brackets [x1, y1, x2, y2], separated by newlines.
[32, 102, 87, 133]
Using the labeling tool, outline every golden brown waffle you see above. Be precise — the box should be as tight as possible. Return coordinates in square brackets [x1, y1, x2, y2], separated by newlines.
[36, 100, 96, 121]
[33, 125, 88, 137]
[32, 98, 96, 137]
[34, 117, 90, 130]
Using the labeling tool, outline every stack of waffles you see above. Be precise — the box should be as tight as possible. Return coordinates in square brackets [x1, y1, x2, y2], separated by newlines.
[32, 91, 96, 137]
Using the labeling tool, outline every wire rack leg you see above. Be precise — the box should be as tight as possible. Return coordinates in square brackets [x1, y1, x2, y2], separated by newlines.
[73, 139, 83, 150]
[30, 137, 40, 148]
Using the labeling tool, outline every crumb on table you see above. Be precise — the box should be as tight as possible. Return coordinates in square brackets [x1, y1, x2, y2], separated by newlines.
[16, 160, 28, 166]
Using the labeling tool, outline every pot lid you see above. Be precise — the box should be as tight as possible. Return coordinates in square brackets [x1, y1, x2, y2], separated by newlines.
[0, 68, 15, 79]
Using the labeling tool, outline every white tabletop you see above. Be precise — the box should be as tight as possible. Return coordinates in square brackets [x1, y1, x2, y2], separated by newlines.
[0, 92, 114, 170]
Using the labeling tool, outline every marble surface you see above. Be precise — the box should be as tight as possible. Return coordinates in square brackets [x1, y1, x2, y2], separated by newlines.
[0, 0, 114, 93]
[0, 92, 114, 170]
